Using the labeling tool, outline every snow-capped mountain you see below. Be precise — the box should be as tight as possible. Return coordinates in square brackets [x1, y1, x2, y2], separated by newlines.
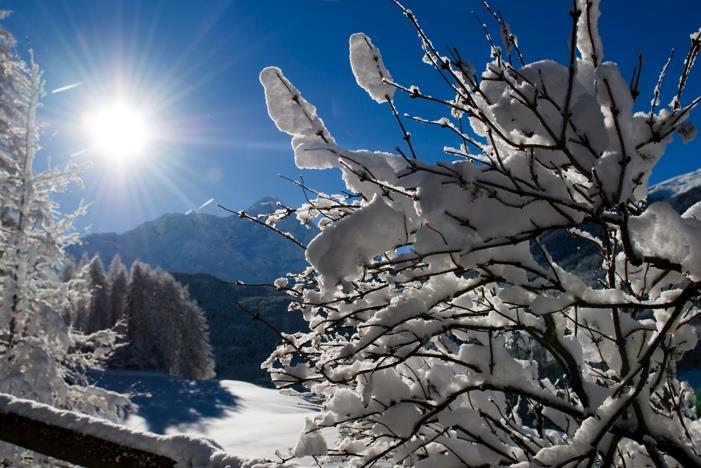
[649, 167, 701, 201]
[70, 197, 316, 283]
[647, 169, 701, 217]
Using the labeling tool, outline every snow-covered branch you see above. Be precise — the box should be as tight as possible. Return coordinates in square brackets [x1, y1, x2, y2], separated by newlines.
[256, 1, 701, 466]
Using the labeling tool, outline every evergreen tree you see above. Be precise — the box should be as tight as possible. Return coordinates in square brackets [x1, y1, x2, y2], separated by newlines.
[106, 255, 128, 327]
[115, 261, 154, 368]
[0, 16, 128, 465]
[69, 255, 93, 330]
[156, 273, 185, 376]
[60, 257, 77, 283]
[84, 256, 110, 333]
[155, 271, 215, 379]
[180, 295, 215, 380]
[108, 260, 215, 379]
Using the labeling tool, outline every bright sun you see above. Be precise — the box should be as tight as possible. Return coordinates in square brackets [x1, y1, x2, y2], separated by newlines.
[87, 101, 150, 159]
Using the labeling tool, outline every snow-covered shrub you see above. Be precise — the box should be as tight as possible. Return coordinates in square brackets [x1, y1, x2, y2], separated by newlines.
[0, 16, 129, 465]
[259, 1, 701, 466]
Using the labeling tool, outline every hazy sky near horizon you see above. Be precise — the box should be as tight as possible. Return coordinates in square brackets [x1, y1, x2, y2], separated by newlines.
[4, 0, 701, 234]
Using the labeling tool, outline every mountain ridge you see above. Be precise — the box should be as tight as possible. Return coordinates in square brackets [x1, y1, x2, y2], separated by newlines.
[70, 197, 315, 283]
[650, 168, 701, 201]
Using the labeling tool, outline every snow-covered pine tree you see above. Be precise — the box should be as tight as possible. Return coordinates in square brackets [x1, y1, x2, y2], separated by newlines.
[259, 1, 701, 466]
[117, 260, 155, 368]
[158, 274, 185, 375]
[146, 266, 214, 379]
[83, 256, 110, 333]
[112, 260, 215, 379]
[177, 287, 215, 380]
[107, 254, 129, 327]
[0, 15, 128, 465]
[65, 254, 92, 328]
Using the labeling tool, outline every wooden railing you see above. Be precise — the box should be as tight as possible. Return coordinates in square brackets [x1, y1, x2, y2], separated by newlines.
[0, 393, 255, 467]
[0, 409, 175, 467]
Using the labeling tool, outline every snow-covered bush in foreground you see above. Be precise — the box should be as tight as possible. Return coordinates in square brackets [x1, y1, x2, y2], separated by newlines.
[259, 1, 701, 466]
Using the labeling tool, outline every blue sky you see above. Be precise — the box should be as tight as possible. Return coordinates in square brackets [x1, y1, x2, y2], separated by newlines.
[3, 0, 701, 233]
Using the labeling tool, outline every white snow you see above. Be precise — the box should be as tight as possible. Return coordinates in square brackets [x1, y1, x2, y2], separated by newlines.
[259, 66, 338, 170]
[575, 0, 603, 65]
[293, 418, 327, 458]
[1, 371, 324, 466]
[273, 277, 289, 289]
[159, 380, 315, 457]
[1, 367, 342, 466]
[306, 194, 407, 294]
[629, 201, 701, 279]
[349, 33, 395, 103]
[126, 379, 318, 461]
[678, 121, 698, 144]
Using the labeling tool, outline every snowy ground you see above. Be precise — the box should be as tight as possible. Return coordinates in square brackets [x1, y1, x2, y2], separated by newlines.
[89, 369, 700, 464]
[91, 371, 316, 460]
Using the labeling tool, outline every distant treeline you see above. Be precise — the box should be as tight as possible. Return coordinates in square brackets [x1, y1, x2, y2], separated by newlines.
[63, 256, 215, 380]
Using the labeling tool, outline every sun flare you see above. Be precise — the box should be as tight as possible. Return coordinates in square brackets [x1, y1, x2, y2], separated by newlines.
[86, 101, 150, 159]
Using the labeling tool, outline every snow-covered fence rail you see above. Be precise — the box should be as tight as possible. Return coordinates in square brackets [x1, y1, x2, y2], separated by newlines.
[0, 406, 174, 467]
[0, 393, 261, 467]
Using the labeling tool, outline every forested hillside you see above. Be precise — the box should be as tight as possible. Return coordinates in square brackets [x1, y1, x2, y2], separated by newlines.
[172, 272, 304, 386]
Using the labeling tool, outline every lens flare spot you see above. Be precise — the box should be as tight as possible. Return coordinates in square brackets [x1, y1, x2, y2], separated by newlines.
[87, 101, 149, 159]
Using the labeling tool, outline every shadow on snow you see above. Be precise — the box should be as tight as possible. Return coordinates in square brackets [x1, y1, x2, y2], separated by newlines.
[90, 370, 238, 434]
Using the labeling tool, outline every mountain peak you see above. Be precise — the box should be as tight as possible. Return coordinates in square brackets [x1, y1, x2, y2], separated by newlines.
[246, 196, 284, 216]
[650, 168, 701, 201]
